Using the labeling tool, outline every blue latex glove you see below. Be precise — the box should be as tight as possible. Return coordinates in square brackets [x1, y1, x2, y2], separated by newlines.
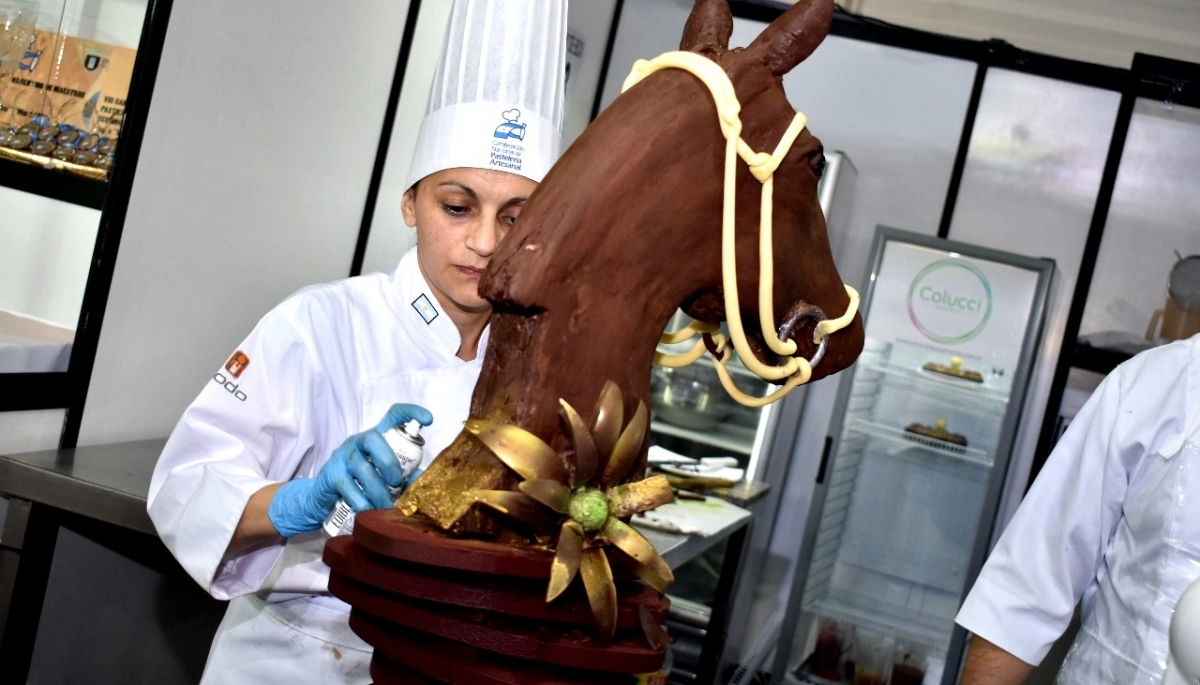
[267, 403, 432, 537]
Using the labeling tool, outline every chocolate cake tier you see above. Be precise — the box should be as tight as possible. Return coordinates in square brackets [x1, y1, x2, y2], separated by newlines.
[325, 510, 669, 684]
[360, 616, 639, 685]
[325, 536, 665, 628]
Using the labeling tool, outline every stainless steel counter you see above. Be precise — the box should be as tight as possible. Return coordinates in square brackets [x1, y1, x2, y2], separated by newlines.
[0, 438, 166, 536]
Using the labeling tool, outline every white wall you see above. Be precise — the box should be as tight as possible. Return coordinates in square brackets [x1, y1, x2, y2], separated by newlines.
[76, 0, 413, 445]
[0, 187, 98, 328]
[0, 409, 67, 453]
[360, 0, 454, 277]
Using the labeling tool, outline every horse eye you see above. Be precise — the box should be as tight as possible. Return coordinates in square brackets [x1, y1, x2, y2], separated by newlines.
[810, 151, 827, 180]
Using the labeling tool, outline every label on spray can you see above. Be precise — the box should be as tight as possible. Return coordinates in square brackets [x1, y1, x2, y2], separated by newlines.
[322, 420, 425, 536]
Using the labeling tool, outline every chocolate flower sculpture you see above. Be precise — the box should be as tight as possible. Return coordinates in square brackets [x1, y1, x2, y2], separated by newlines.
[463, 381, 676, 641]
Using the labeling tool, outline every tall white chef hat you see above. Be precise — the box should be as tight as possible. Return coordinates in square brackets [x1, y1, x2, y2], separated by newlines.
[405, 0, 568, 189]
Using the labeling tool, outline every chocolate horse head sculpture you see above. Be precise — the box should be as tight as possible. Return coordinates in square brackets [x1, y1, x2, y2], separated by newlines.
[399, 0, 864, 533]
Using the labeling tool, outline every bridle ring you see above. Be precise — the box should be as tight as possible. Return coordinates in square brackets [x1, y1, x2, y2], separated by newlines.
[778, 305, 828, 371]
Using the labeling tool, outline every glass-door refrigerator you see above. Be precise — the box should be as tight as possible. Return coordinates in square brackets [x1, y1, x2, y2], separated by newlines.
[771, 227, 1055, 685]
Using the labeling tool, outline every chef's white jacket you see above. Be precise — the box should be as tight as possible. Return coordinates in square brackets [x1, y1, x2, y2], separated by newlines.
[956, 334, 1200, 684]
[147, 247, 486, 683]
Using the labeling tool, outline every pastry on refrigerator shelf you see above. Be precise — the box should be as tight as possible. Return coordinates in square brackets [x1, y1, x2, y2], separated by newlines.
[904, 417, 968, 451]
[922, 356, 983, 383]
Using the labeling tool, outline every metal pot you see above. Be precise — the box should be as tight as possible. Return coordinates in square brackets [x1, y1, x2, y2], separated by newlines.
[650, 364, 733, 431]
[1146, 254, 1200, 341]
[1168, 254, 1200, 312]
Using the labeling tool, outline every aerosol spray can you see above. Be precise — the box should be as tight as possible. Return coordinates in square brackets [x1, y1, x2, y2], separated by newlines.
[322, 419, 425, 536]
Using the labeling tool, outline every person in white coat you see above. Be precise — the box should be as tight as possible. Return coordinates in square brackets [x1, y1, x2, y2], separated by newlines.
[146, 2, 567, 683]
[955, 332, 1200, 685]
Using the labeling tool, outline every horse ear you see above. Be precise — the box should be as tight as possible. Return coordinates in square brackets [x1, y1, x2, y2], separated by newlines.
[679, 0, 733, 52]
[744, 0, 833, 76]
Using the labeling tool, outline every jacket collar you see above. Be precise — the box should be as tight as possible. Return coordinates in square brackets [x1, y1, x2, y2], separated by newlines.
[392, 247, 490, 360]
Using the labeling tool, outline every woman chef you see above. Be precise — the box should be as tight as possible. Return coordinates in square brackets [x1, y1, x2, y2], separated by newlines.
[146, 2, 567, 683]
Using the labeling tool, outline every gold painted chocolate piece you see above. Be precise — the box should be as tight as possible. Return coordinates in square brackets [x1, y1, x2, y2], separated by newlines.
[547, 520, 583, 602]
[465, 489, 550, 522]
[560, 398, 599, 486]
[519, 478, 570, 513]
[602, 401, 648, 487]
[607, 475, 674, 520]
[592, 381, 624, 460]
[602, 518, 674, 591]
[580, 547, 618, 642]
[413, 383, 675, 636]
[464, 419, 567, 482]
[396, 432, 517, 533]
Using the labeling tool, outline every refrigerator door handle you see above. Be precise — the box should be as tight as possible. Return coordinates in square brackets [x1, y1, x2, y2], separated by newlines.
[815, 436, 833, 484]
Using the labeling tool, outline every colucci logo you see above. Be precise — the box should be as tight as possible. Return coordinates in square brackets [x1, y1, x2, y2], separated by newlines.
[906, 258, 993, 344]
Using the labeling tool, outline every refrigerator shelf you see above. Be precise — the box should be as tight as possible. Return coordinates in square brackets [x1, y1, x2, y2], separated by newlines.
[802, 591, 951, 652]
[845, 419, 993, 466]
[858, 360, 1011, 406]
[649, 419, 756, 456]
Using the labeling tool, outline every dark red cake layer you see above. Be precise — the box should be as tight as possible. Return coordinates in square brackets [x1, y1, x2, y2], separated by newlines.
[352, 509, 554, 578]
[325, 535, 667, 628]
[357, 613, 641, 685]
[334, 580, 664, 673]
[369, 659, 444, 685]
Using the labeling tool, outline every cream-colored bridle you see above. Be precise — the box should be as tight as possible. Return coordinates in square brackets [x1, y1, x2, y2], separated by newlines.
[623, 51, 859, 408]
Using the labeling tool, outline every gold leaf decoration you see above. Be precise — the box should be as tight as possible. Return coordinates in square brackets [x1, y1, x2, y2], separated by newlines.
[464, 382, 676, 639]
[603, 400, 649, 487]
[560, 399, 599, 486]
[547, 520, 584, 602]
[580, 547, 618, 642]
[602, 518, 674, 592]
[465, 420, 567, 482]
[592, 381, 624, 463]
[519, 478, 571, 513]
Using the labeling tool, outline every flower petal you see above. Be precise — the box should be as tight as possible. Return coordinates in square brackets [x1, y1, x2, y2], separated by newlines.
[592, 382, 624, 466]
[607, 474, 675, 519]
[547, 520, 584, 602]
[519, 478, 571, 514]
[580, 547, 618, 642]
[602, 400, 648, 487]
[465, 419, 566, 482]
[465, 489, 549, 522]
[602, 518, 674, 592]
[560, 398, 599, 487]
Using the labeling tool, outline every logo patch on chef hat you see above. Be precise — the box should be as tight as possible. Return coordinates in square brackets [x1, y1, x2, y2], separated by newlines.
[494, 109, 526, 140]
[412, 294, 439, 325]
[224, 350, 250, 378]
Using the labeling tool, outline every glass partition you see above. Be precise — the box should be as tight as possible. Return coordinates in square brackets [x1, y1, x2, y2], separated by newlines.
[1079, 98, 1200, 351]
[946, 68, 1120, 524]
[0, 0, 149, 378]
